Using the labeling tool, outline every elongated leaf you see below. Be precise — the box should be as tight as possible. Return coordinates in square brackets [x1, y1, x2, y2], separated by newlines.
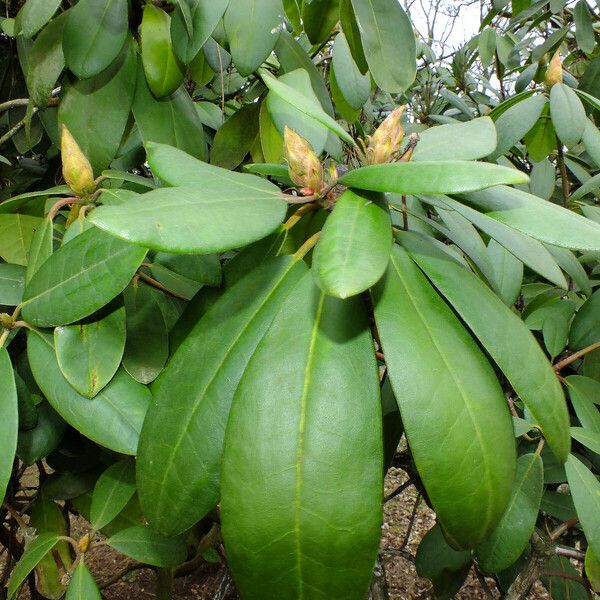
[28, 332, 150, 455]
[21, 227, 146, 327]
[17, 403, 66, 466]
[570, 427, 600, 454]
[221, 272, 382, 599]
[138, 256, 306, 535]
[566, 375, 600, 433]
[63, 0, 128, 79]
[107, 526, 186, 567]
[570, 290, 600, 350]
[545, 245, 592, 296]
[414, 117, 497, 162]
[224, 0, 283, 76]
[339, 0, 368, 73]
[90, 460, 136, 530]
[17, 0, 61, 38]
[575, 0, 596, 55]
[461, 185, 600, 251]
[585, 547, 600, 593]
[565, 454, 600, 558]
[550, 83, 587, 148]
[399, 231, 570, 462]
[350, 0, 416, 93]
[0, 348, 18, 507]
[313, 189, 391, 298]
[25, 218, 53, 285]
[487, 239, 523, 306]
[373, 244, 515, 548]
[302, 0, 339, 44]
[0, 213, 44, 266]
[332, 32, 370, 111]
[65, 562, 101, 600]
[54, 306, 126, 398]
[339, 162, 528, 195]
[476, 453, 543, 573]
[7, 533, 60, 599]
[0, 263, 26, 305]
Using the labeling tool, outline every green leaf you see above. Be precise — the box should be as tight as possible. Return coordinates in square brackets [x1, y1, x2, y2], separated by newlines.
[399, 231, 571, 462]
[221, 272, 382, 599]
[0, 348, 18, 507]
[550, 83, 587, 148]
[138, 256, 306, 535]
[574, 0, 596, 55]
[25, 217, 53, 285]
[373, 244, 515, 549]
[350, 0, 416, 93]
[63, 0, 128, 79]
[27, 332, 150, 455]
[545, 245, 592, 297]
[302, 0, 339, 44]
[224, 0, 282, 76]
[0, 213, 44, 266]
[414, 117, 497, 162]
[461, 185, 600, 251]
[132, 64, 207, 161]
[59, 38, 137, 175]
[17, 403, 66, 465]
[54, 306, 126, 398]
[90, 460, 136, 530]
[65, 562, 101, 600]
[21, 227, 146, 327]
[570, 427, 600, 455]
[107, 526, 187, 567]
[260, 69, 355, 145]
[339, 0, 368, 73]
[523, 102, 556, 163]
[339, 162, 529, 195]
[543, 312, 570, 358]
[0, 263, 26, 305]
[140, 5, 184, 98]
[487, 239, 523, 306]
[566, 375, 600, 433]
[7, 533, 60, 599]
[171, 0, 229, 64]
[332, 32, 370, 111]
[478, 27, 496, 68]
[17, 0, 61, 38]
[529, 158, 555, 200]
[312, 189, 391, 298]
[570, 289, 600, 350]
[330, 67, 361, 123]
[541, 555, 589, 600]
[586, 546, 600, 593]
[491, 94, 547, 159]
[476, 453, 543, 573]
[565, 454, 600, 558]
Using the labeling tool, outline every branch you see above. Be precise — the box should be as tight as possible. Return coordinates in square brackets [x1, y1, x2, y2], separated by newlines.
[554, 341, 600, 372]
[136, 271, 189, 301]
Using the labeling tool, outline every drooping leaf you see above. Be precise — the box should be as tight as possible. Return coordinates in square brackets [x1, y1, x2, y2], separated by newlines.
[476, 453, 543, 573]
[302, 0, 339, 44]
[574, 0, 596, 55]
[54, 306, 126, 397]
[570, 427, 600, 454]
[350, 0, 416, 93]
[17, 403, 66, 466]
[339, 0, 368, 73]
[399, 231, 570, 462]
[339, 161, 529, 195]
[138, 256, 307, 535]
[0, 263, 26, 305]
[524, 103, 556, 163]
[312, 189, 391, 298]
[545, 245, 592, 297]
[0, 348, 18, 507]
[487, 239, 523, 306]
[28, 332, 150, 455]
[373, 244, 515, 549]
[550, 83, 587, 148]
[63, 0, 128, 79]
[107, 526, 187, 567]
[569, 290, 600, 350]
[25, 218, 53, 285]
[17, 0, 61, 38]
[565, 375, 600, 433]
[90, 460, 137, 530]
[0, 213, 44, 266]
[586, 546, 600, 593]
[332, 32, 370, 111]
[21, 226, 146, 327]
[65, 562, 101, 600]
[221, 272, 382, 599]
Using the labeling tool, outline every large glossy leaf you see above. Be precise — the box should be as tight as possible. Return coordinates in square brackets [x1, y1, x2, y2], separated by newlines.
[17, 0, 61, 38]
[373, 244, 515, 549]
[399, 231, 570, 462]
[569, 289, 600, 350]
[25, 217, 53, 285]
[565, 454, 600, 558]
[224, 0, 283, 75]
[476, 453, 543, 573]
[65, 562, 101, 600]
[171, 0, 229, 64]
[90, 460, 136, 530]
[0, 263, 26, 305]
[350, 0, 415, 93]
[54, 306, 126, 398]
[107, 526, 187, 567]
[550, 83, 587, 148]
[138, 256, 307, 535]
[312, 189, 391, 298]
[461, 185, 600, 251]
[339, 161, 528, 195]
[221, 272, 382, 599]
[17, 403, 66, 465]
[0, 213, 44, 266]
[413, 117, 497, 162]
[0, 348, 18, 507]
[302, 0, 339, 44]
[339, 0, 367, 73]
[58, 38, 137, 174]
[575, 0, 595, 54]
[332, 32, 370, 111]
[21, 227, 146, 327]
[63, 0, 128, 79]
[28, 332, 150, 455]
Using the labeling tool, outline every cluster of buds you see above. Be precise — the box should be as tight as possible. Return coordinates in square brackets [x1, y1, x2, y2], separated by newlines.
[61, 125, 96, 198]
[364, 106, 406, 164]
[545, 51, 563, 88]
[283, 126, 326, 196]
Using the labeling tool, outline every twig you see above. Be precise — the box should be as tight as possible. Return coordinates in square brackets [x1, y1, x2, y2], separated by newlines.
[474, 565, 495, 600]
[0, 97, 59, 114]
[48, 197, 79, 220]
[384, 479, 412, 503]
[555, 546, 586, 561]
[541, 570, 590, 587]
[557, 143, 570, 207]
[554, 341, 600, 372]
[368, 559, 390, 600]
[293, 231, 321, 260]
[99, 563, 149, 590]
[174, 524, 221, 578]
[283, 203, 318, 230]
[401, 195, 408, 230]
[137, 271, 189, 301]
[400, 493, 421, 550]
[550, 517, 579, 541]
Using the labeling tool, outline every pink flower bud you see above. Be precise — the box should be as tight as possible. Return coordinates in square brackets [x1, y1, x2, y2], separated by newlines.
[284, 126, 324, 194]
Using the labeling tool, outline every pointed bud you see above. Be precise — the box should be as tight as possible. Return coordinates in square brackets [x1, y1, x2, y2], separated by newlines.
[77, 533, 91, 553]
[366, 106, 406, 164]
[545, 51, 563, 88]
[284, 126, 324, 194]
[61, 125, 95, 197]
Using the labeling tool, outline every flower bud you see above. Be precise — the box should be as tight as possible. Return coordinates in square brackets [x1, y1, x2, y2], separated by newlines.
[545, 51, 563, 88]
[77, 533, 91, 553]
[366, 106, 406, 164]
[284, 126, 324, 194]
[61, 125, 95, 197]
